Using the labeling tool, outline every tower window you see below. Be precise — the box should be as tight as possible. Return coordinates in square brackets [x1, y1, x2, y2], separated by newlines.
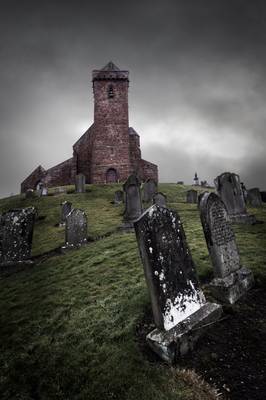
[108, 85, 114, 98]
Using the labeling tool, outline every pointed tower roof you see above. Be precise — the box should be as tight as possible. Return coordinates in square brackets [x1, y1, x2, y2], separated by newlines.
[101, 61, 120, 71]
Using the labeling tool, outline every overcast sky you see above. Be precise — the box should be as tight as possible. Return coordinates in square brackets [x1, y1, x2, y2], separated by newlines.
[0, 0, 266, 197]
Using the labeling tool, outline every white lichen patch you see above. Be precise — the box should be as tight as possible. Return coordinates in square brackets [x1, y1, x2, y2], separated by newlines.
[163, 281, 206, 331]
[154, 270, 159, 276]
[149, 247, 153, 254]
[159, 270, 165, 281]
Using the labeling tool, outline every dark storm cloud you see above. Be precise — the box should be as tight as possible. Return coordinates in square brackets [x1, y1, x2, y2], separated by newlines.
[0, 0, 266, 196]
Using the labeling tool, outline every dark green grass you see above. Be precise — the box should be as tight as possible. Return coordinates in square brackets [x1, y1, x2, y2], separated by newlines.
[0, 184, 265, 399]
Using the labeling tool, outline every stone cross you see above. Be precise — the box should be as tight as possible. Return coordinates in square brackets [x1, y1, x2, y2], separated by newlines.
[199, 192, 254, 303]
[247, 188, 262, 207]
[75, 174, 86, 193]
[114, 190, 124, 204]
[0, 207, 36, 264]
[142, 179, 157, 203]
[186, 189, 198, 204]
[123, 175, 142, 226]
[134, 204, 221, 362]
[152, 192, 167, 207]
[60, 201, 72, 225]
[65, 209, 87, 247]
[215, 172, 256, 224]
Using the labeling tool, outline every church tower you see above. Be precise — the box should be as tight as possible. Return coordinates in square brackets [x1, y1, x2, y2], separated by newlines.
[91, 61, 131, 183]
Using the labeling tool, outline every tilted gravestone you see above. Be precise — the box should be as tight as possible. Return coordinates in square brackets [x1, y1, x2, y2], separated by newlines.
[60, 201, 72, 225]
[0, 207, 36, 265]
[199, 192, 254, 304]
[186, 189, 198, 204]
[247, 188, 262, 207]
[75, 174, 86, 193]
[215, 172, 256, 224]
[134, 205, 222, 363]
[114, 190, 124, 205]
[122, 175, 142, 227]
[152, 192, 167, 207]
[142, 179, 157, 203]
[65, 209, 87, 248]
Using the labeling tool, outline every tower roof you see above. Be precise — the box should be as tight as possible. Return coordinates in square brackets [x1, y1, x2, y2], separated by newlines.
[101, 61, 120, 71]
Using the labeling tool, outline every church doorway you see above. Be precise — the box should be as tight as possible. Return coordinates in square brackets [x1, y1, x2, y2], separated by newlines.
[106, 168, 118, 183]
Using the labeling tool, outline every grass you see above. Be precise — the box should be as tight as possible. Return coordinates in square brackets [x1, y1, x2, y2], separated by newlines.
[0, 183, 265, 399]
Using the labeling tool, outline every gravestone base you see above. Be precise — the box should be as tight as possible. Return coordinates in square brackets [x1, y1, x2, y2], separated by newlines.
[120, 221, 135, 231]
[208, 266, 254, 304]
[146, 302, 222, 364]
[229, 213, 257, 225]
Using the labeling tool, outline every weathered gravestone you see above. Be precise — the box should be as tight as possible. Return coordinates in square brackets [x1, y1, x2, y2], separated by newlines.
[41, 187, 48, 196]
[0, 207, 36, 265]
[122, 175, 142, 227]
[215, 172, 256, 224]
[114, 190, 124, 205]
[261, 191, 266, 203]
[75, 174, 86, 193]
[134, 205, 222, 363]
[247, 188, 262, 207]
[60, 201, 72, 225]
[152, 192, 167, 207]
[64, 209, 87, 248]
[186, 189, 198, 204]
[25, 189, 35, 199]
[142, 179, 157, 203]
[199, 192, 254, 304]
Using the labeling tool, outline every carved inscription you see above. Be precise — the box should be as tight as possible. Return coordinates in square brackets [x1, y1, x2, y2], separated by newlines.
[210, 203, 234, 246]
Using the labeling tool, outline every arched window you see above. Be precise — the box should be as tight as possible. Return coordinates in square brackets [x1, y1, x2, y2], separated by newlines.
[106, 168, 118, 183]
[108, 85, 114, 99]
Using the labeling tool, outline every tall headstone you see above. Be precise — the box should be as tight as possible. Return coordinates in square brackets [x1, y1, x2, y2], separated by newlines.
[199, 192, 254, 304]
[75, 174, 86, 193]
[142, 179, 157, 203]
[122, 175, 142, 227]
[186, 189, 198, 204]
[60, 201, 72, 225]
[0, 207, 36, 265]
[261, 191, 266, 203]
[152, 192, 167, 207]
[134, 205, 222, 363]
[215, 172, 256, 224]
[65, 209, 87, 248]
[114, 190, 124, 205]
[247, 188, 262, 207]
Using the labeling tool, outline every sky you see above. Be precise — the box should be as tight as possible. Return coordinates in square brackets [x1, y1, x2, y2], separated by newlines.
[0, 0, 266, 197]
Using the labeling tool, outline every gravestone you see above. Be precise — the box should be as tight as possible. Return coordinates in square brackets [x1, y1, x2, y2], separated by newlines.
[60, 201, 72, 225]
[122, 175, 142, 227]
[41, 187, 48, 196]
[25, 189, 35, 199]
[247, 188, 262, 207]
[65, 209, 87, 247]
[186, 189, 198, 204]
[199, 192, 254, 304]
[261, 191, 266, 203]
[114, 190, 124, 204]
[215, 172, 256, 224]
[75, 174, 86, 193]
[0, 207, 36, 265]
[134, 205, 222, 363]
[142, 179, 157, 203]
[152, 192, 167, 207]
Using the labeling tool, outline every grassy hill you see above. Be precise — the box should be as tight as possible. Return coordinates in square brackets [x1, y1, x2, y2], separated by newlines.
[0, 183, 265, 400]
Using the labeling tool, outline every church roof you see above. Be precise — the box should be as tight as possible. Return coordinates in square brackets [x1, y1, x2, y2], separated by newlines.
[101, 61, 120, 71]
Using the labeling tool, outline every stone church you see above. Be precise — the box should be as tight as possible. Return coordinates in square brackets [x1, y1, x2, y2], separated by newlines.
[21, 62, 158, 192]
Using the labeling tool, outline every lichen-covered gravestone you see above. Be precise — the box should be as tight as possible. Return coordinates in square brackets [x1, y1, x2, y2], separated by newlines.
[199, 192, 254, 304]
[142, 179, 157, 203]
[247, 188, 262, 207]
[186, 189, 198, 204]
[114, 190, 124, 205]
[122, 175, 142, 227]
[0, 207, 36, 265]
[65, 209, 87, 247]
[60, 201, 72, 225]
[134, 205, 222, 363]
[75, 174, 86, 193]
[215, 172, 256, 224]
[152, 192, 167, 207]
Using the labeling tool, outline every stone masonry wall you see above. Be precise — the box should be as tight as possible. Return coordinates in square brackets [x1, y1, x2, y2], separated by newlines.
[21, 165, 47, 193]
